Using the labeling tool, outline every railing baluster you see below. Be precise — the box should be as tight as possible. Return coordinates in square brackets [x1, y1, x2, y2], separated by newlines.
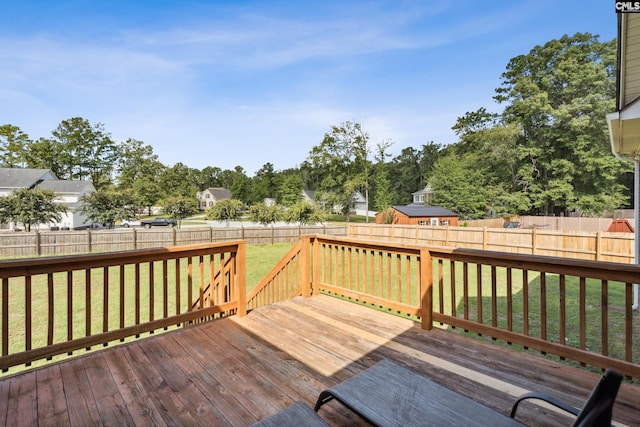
[625, 282, 633, 362]
[579, 277, 586, 352]
[48, 274, 54, 348]
[601, 280, 608, 357]
[491, 266, 497, 329]
[26, 275, 32, 355]
[149, 261, 155, 325]
[448, 261, 455, 317]
[67, 271, 73, 353]
[2, 277, 8, 370]
[506, 267, 512, 332]
[476, 264, 483, 326]
[85, 269, 91, 349]
[522, 269, 529, 339]
[103, 267, 109, 344]
[559, 274, 566, 355]
[540, 272, 546, 345]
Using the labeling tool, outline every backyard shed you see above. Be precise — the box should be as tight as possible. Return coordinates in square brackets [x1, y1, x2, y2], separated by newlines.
[377, 204, 459, 226]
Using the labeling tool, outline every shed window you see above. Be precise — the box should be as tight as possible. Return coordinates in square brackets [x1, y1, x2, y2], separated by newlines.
[430, 218, 439, 226]
[418, 220, 427, 226]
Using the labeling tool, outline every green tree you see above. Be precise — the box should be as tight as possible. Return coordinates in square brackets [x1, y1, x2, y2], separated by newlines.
[25, 137, 64, 176]
[277, 175, 304, 206]
[495, 33, 626, 215]
[50, 117, 119, 190]
[283, 201, 324, 225]
[116, 138, 163, 188]
[430, 151, 488, 219]
[372, 140, 396, 211]
[251, 163, 277, 204]
[307, 121, 370, 221]
[0, 124, 29, 167]
[163, 196, 198, 227]
[158, 162, 199, 200]
[1, 188, 68, 232]
[249, 202, 282, 226]
[79, 190, 137, 228]
[206, 199, 244, 226]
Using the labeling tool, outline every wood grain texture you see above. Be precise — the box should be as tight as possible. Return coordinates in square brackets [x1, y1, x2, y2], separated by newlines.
[0, 295, 637, 427]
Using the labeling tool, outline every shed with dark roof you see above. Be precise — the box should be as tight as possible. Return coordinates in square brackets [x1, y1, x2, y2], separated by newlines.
[376, 204, 458, 226]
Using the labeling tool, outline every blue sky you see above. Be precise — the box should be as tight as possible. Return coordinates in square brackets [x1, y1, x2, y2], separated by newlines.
[1, 1, 617, 176]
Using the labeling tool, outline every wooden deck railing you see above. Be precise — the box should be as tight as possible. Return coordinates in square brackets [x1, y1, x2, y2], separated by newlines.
[0, 241, 246, 373]
[254, 235, 640, 379]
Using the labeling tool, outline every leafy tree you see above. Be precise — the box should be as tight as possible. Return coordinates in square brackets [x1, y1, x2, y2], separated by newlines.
[229, 166, 252, 204]
[0, 124, 29, 167]
[133, 177, 162, 216]
[307, 121, 370, 221]
[377, 207, 396, 224]
[206, 199, 244, 226]
[1, 188, 68, 231]
[249, 202, 282, 225]
[79, 190, 137, 228]
[283, 201, 324, 225]
[251, 163, 277, 204]
[372, 140, 396, 211]
[430, 151, 488, 219]
[277, 175, 304, 206]
[50, 117, 119, 190]
[116, 138, 163, 188]
[163, 196, 198, 227]
[25, 137, 64, 176]
[158, 162, 199, 200]
[387, 142, 441, 205]
[495, 33, 626, 215]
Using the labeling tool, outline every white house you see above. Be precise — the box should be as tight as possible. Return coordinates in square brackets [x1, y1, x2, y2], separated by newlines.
[0, 168, 96, 230]
[196, 187, 232, 209]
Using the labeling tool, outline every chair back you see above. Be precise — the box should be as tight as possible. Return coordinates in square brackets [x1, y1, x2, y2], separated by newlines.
[572, 369, 623, 427]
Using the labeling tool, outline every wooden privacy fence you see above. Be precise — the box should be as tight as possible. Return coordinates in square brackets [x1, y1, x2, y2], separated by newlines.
[348, 224, 635, 264]
[0, 241, 246, 373]
[250, 235, 640, 379]
[0, 224, 347, 258]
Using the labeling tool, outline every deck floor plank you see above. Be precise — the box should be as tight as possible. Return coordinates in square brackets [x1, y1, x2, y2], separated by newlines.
[35, 364, 71, 427]
[0, 294, 638, 426]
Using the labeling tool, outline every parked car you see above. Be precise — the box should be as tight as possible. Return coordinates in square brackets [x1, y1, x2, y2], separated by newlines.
[140, 218, 177, 228]
[120, 218, 142, 227]
[503, 221, 521, 229]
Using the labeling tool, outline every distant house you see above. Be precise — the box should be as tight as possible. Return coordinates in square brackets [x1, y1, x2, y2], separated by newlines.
[376, 204, 458, 226]
[301, 190, 315, 203]
[37, 179, 96, 229]
[0, 168, 96, 230]
[196, 187, 232, 209]
[411, 185, 435, 205]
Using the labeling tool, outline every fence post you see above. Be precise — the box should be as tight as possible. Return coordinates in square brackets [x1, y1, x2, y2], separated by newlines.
[596, 231, 602, 261]
[35, 230, 41, 256]
[532, 228, 537, 255]
[172, 228, 177, 247]
[420, 248, 433, 330]
[271, 224, 275, 245]
[133, 228, 137, 250]
[483, 227, 488, 251]
[87, 230, 92, 252]
[209, 226, 213, 243]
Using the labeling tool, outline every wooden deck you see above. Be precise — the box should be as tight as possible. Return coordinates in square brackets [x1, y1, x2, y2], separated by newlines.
[1, 294, 638, 426]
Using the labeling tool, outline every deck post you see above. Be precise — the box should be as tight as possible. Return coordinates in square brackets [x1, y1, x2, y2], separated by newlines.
[301, 236, 311, 298]
[312, 236, 320, 296]
[420, 249, 433, 330]
[236, 242, 247, 316]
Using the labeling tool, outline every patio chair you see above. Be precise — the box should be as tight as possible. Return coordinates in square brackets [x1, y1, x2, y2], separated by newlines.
[510, 368, 623, 427]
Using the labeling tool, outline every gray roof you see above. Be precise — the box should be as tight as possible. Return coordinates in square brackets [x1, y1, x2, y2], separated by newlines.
[393, 204, 458, 217]
[37, 179, 95, 193]
[206, 187, 232, 200]
[0, 168, 57, 189]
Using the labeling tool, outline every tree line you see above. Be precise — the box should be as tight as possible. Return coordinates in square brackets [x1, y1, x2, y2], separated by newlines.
[0, 32, 629, 224]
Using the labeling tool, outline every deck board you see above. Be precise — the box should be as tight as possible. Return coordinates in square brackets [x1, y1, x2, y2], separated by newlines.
[0, 294, 638, 426]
